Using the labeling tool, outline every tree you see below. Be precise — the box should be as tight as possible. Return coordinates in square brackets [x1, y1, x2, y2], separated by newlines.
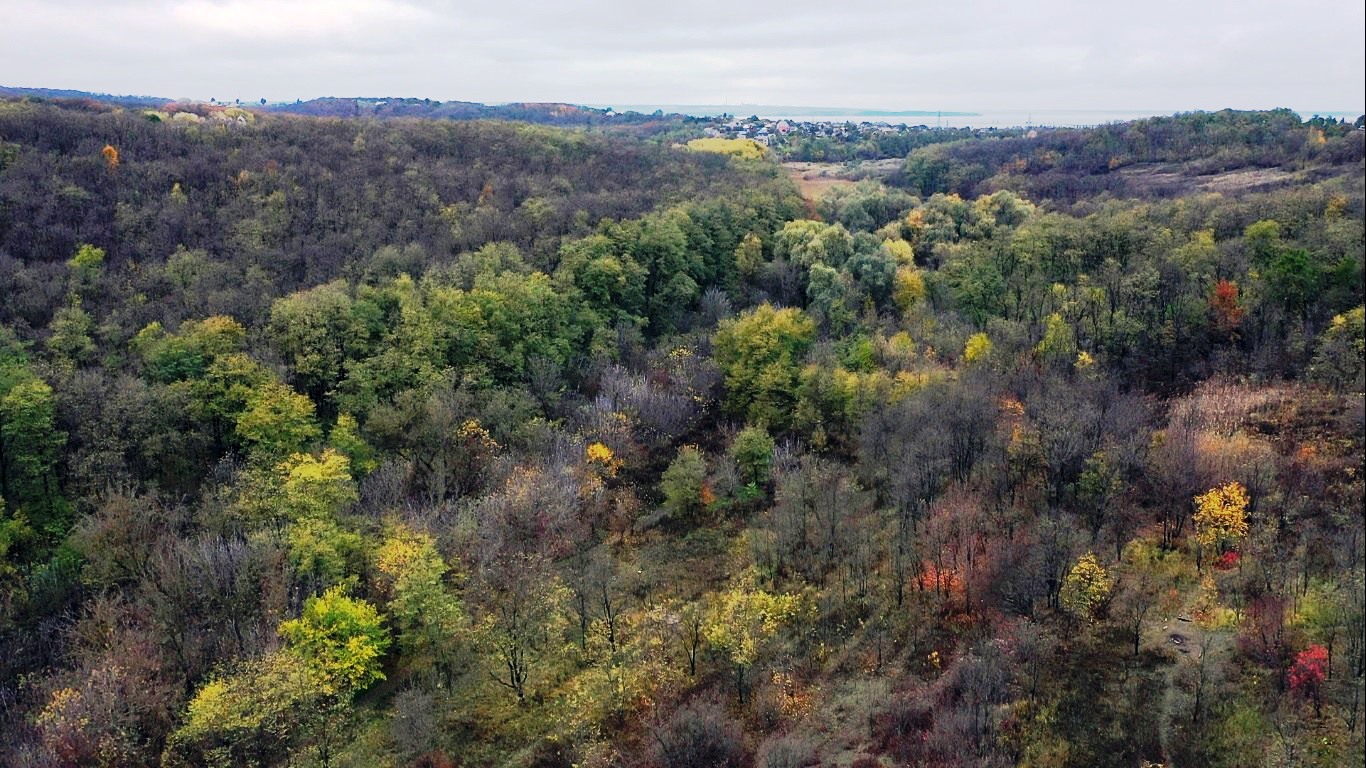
[773, 219, 853, 270]
[651, 694, 746, 768]
[279, 449, 359, 522]
[1264, 247, 1320, 316]
[328, 412, 377, 476]
[267, 281, 370, 408]
[892, 265, 926, 314]
[375, 524, 465, 679]
[703, 584, 801, 702]
[134, 316, 247, 384]
[661, 445, 708, 524]
[46, 298, 96, 366]
[1113, 539, 1166, 656]
[713, 304, 815, 429]
[1289, 644, 1329, 716]
[729, 425, 775, 488]
[806, 263, 855, 331]
[0, 496, 31, 622]
[165, 652, 324, 768]
[1208, 279, 1245, 337]
[847, 244, 896, 307]
[67, 243, 105, 285]
[1060, 552, 1112, 622]
[1309, 306, 1365, 390]
[279, 586, 390, 696]
[963, 332, 992, 364]
[1076, 449, 1122, 540]
[182, 352, 272, 451]
[286, 516, 364, 588]
[1193, 481, 1249, 568]
[0, 376, 66, 522]
[235, 380, 321, 461]
[475, 558, 570, 704]
[1035, 312, 1076, 368]
[735, 232, 764, 278]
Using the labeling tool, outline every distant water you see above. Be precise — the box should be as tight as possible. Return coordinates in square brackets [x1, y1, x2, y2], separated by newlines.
[607, 105, 1362, 129]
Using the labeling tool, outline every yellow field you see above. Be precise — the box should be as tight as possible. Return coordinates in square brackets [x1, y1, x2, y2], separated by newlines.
[685, 137, 767, 160]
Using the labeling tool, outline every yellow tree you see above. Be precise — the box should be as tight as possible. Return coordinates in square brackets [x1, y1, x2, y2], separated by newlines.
[1060, 552, 1112, 622]
[703, 585, 801, 702]
[963, 332, 993, 364]
[279, 586, 390, 696]
[1193, 481, 1249, 568]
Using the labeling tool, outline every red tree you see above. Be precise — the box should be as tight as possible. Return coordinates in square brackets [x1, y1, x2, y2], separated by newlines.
[1209, 279, 1245, 336]
[1289, 644, 1329, 716]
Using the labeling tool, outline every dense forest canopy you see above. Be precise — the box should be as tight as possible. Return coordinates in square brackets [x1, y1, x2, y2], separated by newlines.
[0, 97, 1363, 768]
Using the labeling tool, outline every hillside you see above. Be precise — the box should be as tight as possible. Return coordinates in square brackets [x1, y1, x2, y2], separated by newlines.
[894, 108, 1364, 203]
[0, 102, 1362, 768]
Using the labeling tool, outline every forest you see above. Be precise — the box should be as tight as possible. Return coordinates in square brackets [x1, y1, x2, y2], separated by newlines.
[0, 96, 1363, 768]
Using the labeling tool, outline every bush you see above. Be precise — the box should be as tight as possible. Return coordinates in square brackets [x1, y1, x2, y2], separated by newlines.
[653, 695, 746, 768]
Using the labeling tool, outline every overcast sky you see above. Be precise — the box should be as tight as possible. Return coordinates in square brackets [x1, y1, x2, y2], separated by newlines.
[2, 0, 1362, 112]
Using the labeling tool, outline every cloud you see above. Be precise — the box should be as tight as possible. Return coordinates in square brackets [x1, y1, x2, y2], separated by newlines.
[171, 0, 430, 41]
[0, 0, 1360, 112]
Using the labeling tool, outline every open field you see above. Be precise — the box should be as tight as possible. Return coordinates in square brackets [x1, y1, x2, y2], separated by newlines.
[783, 159, 902, 200]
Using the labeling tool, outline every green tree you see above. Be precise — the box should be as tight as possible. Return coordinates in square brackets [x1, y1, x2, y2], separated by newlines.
[0, 496, 33, 620]
[279, 449, 359, 521]
[661, 445, 708, 523]
[635, 211, 702, 335]
[328, 412, 377, 476]
[235, 381, 321, 461]
[375, 524, 465, 678]
[556, 234, 647, 329]
[45, 298, 95, 366]
[67, 243, 105, 289]
[773, 219, 853, 269]
[729, 426, 775, 487]
[1243, 219, 1282, 264]
[734, 232, 764, 278]
[1035, 312, 1077, 367]
[713, 304, 815, 429]
[806, 263, 855, 332]
[134, 316, 247, 384]
[287, 517, 364, 587]
[0, 377, 66, 524]
[267, 281, 371, 407]
[1309, 306, 1365, 390]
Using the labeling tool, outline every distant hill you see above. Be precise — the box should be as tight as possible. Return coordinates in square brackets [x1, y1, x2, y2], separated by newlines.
[0, 85, 167, 108]
[0, 85, 692, 131]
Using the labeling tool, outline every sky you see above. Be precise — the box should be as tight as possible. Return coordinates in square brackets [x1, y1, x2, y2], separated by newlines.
[2, 0, 1362, 113]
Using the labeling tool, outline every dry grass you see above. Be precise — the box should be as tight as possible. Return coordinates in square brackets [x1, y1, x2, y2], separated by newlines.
[1115, 163, 1299, 196]
[782, 162, 860, 201]
[1168, 379, 1295, 435]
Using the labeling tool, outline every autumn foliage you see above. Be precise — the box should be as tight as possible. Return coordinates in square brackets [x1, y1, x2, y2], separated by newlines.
[1289, 644, 1329, 714]
[1208, 279, 1245, 335]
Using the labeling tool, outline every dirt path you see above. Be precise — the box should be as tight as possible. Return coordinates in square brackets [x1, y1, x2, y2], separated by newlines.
[1146, 608, 1219, 768]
